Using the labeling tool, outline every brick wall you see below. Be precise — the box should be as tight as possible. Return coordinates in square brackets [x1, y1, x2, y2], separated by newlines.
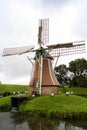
[41, 86, 58, 95]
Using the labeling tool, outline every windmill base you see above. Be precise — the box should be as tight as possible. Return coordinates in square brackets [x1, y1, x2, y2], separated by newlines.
[41, 85, 58, 95]
[29, 85, 58, 95]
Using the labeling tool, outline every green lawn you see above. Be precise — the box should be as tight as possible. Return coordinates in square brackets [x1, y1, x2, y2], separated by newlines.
[0, 84, 29, 93]
[0, 84, 87, 119]
[0, 84, 87, 95]
[59, 87, 87, 95]
[0, 96, 11, 111]
[19, 94, 87, 119]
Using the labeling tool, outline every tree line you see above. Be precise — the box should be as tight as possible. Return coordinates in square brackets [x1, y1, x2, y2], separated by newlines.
[54, 58, 87, 87]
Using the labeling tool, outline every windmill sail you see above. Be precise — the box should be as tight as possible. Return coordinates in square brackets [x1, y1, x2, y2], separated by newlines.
[47, 40, 86, 57]
[42, 18, 49, 45]
[3, 45, 34, 56]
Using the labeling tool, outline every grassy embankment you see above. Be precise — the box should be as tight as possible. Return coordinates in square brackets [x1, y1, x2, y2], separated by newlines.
[59, 87, 87, 96]
[18, 94, 87, 119]
[0, 84, 87, 119]
[0, 84, 29, 111]
[0, 84, 29, 93]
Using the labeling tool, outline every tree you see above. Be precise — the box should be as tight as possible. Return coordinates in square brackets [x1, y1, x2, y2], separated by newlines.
[54, 64, 68, 85]
[69, 58, 87, 87]
[69, 58, 87, 77]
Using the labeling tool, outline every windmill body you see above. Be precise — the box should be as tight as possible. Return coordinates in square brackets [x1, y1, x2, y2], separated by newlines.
[3, 18, 86, 95]
[29, 52, 60, 95]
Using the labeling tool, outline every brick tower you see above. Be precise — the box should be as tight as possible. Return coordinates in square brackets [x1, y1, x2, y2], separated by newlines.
[29, 54, 60, 95]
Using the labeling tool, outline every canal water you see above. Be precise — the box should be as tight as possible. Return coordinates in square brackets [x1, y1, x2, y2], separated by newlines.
[0, 112, 87, 130]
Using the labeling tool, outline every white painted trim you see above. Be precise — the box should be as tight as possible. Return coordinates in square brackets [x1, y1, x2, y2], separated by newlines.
[39, 56, 43, 95]
[48, 59, 55, 85]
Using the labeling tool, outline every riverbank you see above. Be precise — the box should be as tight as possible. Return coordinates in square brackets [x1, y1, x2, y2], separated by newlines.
[0, 94, 87, 119]
[18, 94, 87, 119]
[0, 84, 87, 119]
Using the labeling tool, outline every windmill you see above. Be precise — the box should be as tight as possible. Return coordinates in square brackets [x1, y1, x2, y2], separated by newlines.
[3, 18, 86, 95]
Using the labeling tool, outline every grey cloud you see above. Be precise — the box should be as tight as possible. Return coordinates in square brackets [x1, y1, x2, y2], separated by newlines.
[2, 55, 32, 79]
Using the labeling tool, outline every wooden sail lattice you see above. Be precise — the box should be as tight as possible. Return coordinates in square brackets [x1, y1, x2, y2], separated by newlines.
[3, 45, 34, 56]
[48, 41, 86, 57]
[41, 18, 49, 45]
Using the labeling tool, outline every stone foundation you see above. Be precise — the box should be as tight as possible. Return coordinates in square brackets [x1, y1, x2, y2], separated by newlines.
[41, 86, 58, 95]
[29, 85, 58, 95]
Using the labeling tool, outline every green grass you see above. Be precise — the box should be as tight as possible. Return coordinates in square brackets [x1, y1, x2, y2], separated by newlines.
[0, 84, 29, 93]
[0, 96, 11, 111]
[0, 84, 29, 111]
[59, 87, 87, 95]
[0, 84, 87, 95]
[19, 94, 87, 119]
[0, 84, 87, 119]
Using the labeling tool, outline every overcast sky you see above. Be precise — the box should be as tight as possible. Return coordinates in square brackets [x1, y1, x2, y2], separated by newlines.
[0, 0, 87, 85]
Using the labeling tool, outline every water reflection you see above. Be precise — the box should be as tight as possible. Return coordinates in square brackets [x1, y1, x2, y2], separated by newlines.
[0, 112, 87, 130]
[26, 118, 87, 130]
